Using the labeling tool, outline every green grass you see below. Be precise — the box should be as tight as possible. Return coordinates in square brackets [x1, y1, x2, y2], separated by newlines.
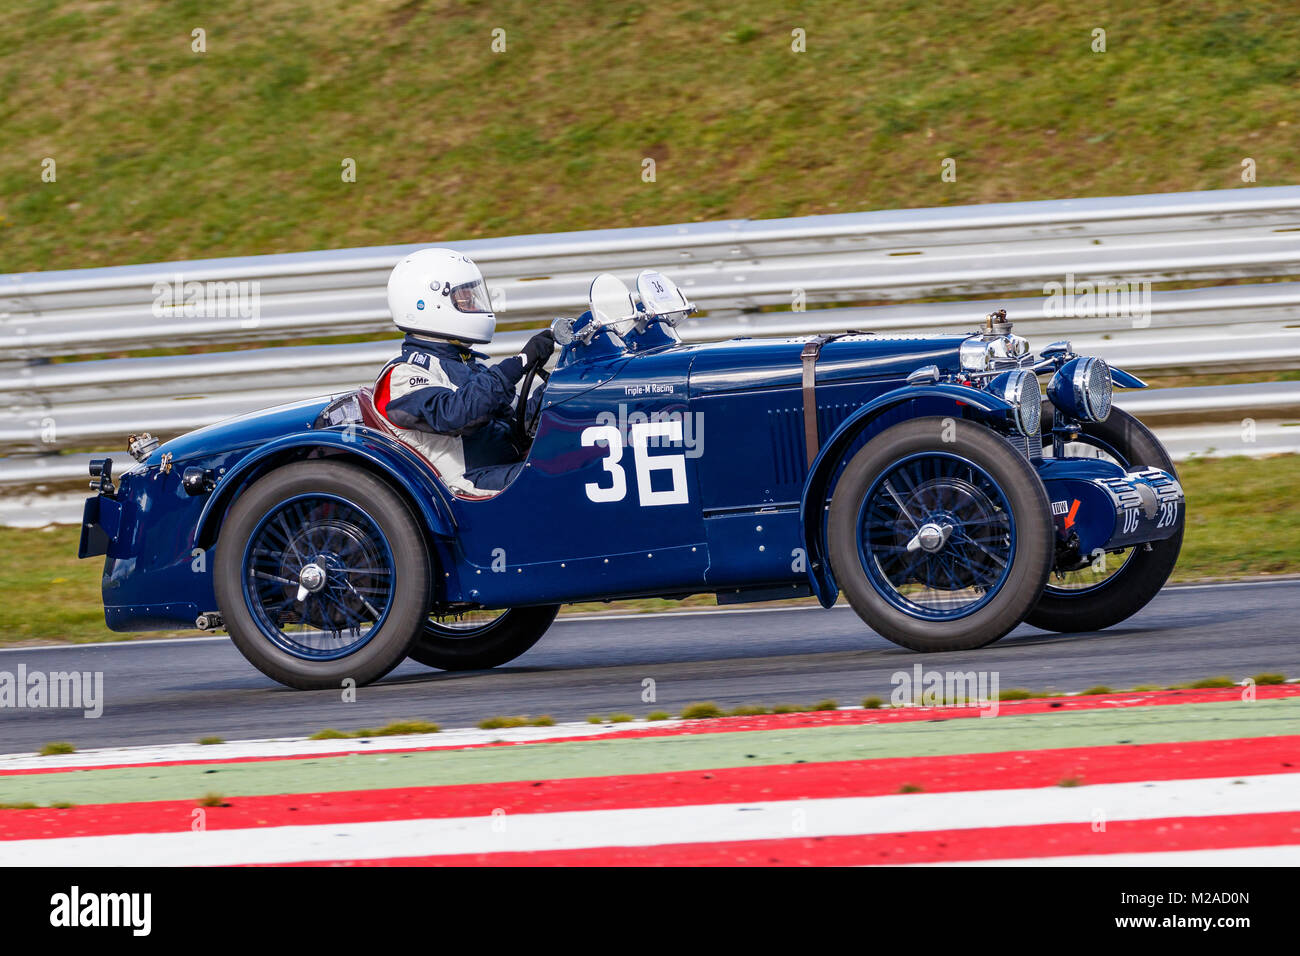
[38, 742, 75, 756]
[353, 720, 441, 737]
[4, 454, 1298, 645]
[476, 715, 533, 730]
[309, 720, 439, 738]
[1, 1, 1296, 275]
[307, 728, 351, 740]
[1178, 676, 1237, 689]
[679, 702, 726, 720]
[196, 736, 224, 745]
[998, 689, 1037, 701]
[1173, 456, 1300, 578]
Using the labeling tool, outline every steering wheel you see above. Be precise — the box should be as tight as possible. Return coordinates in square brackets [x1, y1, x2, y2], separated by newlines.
[513, 355, 551, 451]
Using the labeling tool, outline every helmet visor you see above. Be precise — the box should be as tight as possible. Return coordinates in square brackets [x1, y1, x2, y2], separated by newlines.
[450, 278, 493, 314]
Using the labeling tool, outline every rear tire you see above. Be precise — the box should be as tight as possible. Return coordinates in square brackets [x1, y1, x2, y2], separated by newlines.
[214, 461, 431, 690]
[828, 417, 1053, 652]
[1025, 404, 1183, 633]
[409, 605, 559, 670]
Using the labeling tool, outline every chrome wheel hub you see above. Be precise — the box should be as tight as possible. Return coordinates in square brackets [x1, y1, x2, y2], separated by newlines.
[296, 562, 327, 602]
[908, 521, 953, 554]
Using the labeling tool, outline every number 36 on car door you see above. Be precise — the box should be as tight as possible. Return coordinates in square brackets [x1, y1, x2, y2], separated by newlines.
[581, 422, 689, 507]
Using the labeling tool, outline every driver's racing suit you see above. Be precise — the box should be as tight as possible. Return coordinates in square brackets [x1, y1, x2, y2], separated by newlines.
[374, 335, 543, 497]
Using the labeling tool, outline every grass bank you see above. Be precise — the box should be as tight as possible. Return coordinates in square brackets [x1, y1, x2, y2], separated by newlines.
[2, 0, 1296, 274]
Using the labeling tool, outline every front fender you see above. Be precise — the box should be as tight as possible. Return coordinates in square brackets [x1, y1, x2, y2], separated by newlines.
[195, 428, 457, 549]
[797, 383, 1017, 607]
[1109, 366, 1148, 389]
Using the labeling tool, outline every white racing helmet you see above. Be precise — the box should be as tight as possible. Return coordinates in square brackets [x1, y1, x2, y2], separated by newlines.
[387, 248, 496, 343]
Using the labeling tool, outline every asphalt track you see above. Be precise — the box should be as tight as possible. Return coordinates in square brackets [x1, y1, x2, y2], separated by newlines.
[2, 579, 1297, 753]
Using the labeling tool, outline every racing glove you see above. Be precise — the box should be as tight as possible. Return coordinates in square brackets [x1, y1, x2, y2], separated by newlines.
[521, 329, 556, 367]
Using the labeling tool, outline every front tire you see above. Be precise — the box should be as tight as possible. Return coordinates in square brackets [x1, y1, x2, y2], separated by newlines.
[409, 605, 559, 671]
[1025, 404, 1183, 633]
[214, 461, 431, 690]
[828, 417, 1053, 652]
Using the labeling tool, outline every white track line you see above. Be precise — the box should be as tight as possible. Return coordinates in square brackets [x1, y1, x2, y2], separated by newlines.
[3, 772, 1297, 867]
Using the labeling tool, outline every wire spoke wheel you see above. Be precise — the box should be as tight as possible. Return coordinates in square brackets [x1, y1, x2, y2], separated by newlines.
[426, 608, 511, 637]
[1026, 403, 1184, 634]
[242, 493, 397, 661]
[857, 453, 1016, 620]
[216, 461, 431, 689]
[409, 604, 559, 671]
[828, 417, 1052, 652]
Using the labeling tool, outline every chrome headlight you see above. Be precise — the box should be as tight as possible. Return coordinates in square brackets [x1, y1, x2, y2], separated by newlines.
[987, 369, 1042, 437]
[1048, 356, 1112, 422]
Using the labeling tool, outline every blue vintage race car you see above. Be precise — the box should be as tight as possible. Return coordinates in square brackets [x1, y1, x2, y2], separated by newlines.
[79, 271, 1184, 690]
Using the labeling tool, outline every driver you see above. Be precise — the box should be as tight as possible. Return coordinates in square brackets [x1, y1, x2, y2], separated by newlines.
[373, 248, 555, 496]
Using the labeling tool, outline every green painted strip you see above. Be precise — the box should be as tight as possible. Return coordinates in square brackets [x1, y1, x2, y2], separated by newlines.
[2, 698, 1297, 807]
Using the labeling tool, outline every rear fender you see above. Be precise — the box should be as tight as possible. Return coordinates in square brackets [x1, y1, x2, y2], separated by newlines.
[194, 429, 457, 550]
[798, 383, 1017, 607]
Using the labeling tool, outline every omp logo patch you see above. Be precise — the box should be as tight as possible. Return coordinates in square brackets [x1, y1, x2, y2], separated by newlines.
[408, 376, 429, 386]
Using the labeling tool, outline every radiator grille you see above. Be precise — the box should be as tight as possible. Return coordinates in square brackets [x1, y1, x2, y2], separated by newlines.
[1005, 424, 1043, 461]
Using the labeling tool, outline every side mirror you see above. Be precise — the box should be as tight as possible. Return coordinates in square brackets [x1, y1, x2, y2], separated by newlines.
[550, 316, 576, 346]
[635, 270, 693, 325]
[588, 273, 638, 335]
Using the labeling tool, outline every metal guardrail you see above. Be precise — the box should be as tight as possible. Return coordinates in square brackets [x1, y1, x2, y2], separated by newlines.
[4, 186, 1299, 358]
[3, 186, 1298, 523]
[3, 290, 1299, 453]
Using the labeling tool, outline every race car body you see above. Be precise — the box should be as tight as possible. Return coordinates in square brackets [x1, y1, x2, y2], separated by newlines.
[80, 271, 1184, 688]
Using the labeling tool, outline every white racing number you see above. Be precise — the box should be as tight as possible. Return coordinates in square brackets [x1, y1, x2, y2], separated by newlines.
[1120, 507, 1141, 535]
[581, 425, 626, 503]
[582, 421, 688, 506]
